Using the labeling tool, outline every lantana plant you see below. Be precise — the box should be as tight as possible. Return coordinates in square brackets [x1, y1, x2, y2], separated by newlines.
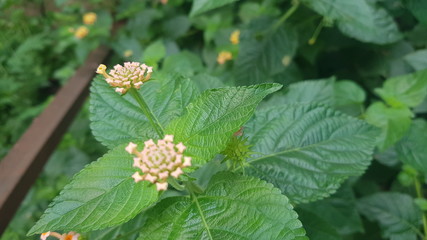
[28, 62, 378, 239]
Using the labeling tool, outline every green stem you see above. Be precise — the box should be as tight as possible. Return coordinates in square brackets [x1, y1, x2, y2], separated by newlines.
[128, 88, 164, 137]
[272, 0, 300, 30]
[168, 177, 186, 191]
[415, 177, 427, 240]
[308, 19, 325, 45]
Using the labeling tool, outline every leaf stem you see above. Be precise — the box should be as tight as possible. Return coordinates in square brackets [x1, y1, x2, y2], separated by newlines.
[272, 0, 300, 30]
[190, 191, 213, 240]
[168, 177, 186, 191]
[415, 177, 427, 240]
[128, 88, 165, 137]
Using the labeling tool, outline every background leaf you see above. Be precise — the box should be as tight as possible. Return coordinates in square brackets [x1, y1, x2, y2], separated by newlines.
[28, 143, 158, 235]
[90, 74, 199, 148]
[245, 103, 378, 203]
[365, 102, 413, 151]
[297, 209, 342, 240]
[404, 50, 427, 71]
[190, 0, 238, 17]
[357, 192, 422, 240]
[137, 172, 307, 240]
[166, 83, 281, 166]
[396, 119, 427, 175]
[301, 0, 402, 44]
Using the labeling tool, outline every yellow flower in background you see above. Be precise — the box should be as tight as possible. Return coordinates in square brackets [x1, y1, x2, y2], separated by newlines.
[230, 30, 240, 45]
[217, 51, 233, 65]
[83, 12, 97, 25]
[123, 50, 133, 57]
[74, 26, 89, 39]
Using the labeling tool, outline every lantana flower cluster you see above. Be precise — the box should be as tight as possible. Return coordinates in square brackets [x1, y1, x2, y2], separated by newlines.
[41, 231, 80, 240]
[96, 62, 153, 94]
[126, 135, 191, 191]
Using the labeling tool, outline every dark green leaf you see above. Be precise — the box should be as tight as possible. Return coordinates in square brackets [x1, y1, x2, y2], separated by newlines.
[137, 172, 308, 240]
[190, 0, 238, 17]
[245, 103, 378, 203]
[297, 209, 342, 240]
[396, 119, 427, 175]
[28, 144, 159, 235]
[90, 75, 199, 148]
[166, 83, 281, 166]
[405, 0, 427, 25]
[357, 192, 422, 240]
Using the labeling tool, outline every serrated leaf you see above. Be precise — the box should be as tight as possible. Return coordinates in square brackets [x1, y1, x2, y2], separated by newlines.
[375, 69, 427, 108]
[190, 0, 237, 17]
[166, 83, 281, 166]
[28, 144, 158, 235]
[301, 0, 402, 44]
[137, 172, 307, 240]
[357, 192, 422, 240]
[90, 75, 199, 148]
[245, 103, 378, 204]
[365, 102, 412, 151]
[396, 119, 427, 175]
[234, 24, 298, 85]
[404, 50, 427, 71]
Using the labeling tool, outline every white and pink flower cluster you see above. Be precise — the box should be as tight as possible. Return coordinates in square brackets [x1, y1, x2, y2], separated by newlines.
[126, 135, 191, 191]
[41, 231, 79, 240]
[96, 62, 153, 94]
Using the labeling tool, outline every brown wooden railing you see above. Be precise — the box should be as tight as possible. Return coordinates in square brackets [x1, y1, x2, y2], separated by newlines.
[0, 45, 110, 235]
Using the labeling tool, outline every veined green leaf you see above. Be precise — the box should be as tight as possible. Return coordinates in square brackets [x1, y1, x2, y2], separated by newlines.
[90, 74, 199, 149]
[137, 172, 307, 240]
[28, 143, 158, 235]
[190, 0, 238, 17]
[375, 69, 427, 108]
[365, 102, 413, 151]
[396, 119, 427, 175]
[301, 0, 402, 44]
[245, 103, 378, 204]
[234, 24, 298, 85]
[357, 192, 422, 240]
[166, 83, 281, 166]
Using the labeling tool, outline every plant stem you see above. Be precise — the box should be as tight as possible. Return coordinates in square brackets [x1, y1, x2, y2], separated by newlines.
[415, 177, 427, 240]
[168, 177, 186, 191]
[128, 88, 164, 137]
[190, 191, 213, 240]
[272, 0, 300, 30]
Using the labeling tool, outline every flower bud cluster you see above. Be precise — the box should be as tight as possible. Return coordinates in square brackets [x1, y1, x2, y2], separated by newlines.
[41, 231, 80, 240]
[126, 135, 191, 191]
[96, 62, 153, 94]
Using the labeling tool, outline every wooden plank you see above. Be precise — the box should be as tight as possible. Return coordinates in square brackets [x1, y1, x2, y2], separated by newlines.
[0, 45, 110, 234]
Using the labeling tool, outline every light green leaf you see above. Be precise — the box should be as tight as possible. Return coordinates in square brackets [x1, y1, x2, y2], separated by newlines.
[166, 83, 281, 166]
[90, 74, 199, 148]
[375, 69, 427, 108]
[162, 51, 204, 76]
[137, 172, 307, 240]
[365, 102, 413, 151]
[162, 15, 191, 39]
[404, 50, 427, 71]
[301, 0, 402, 44]
[396, 119, 427, 175]
[28, 143, 158, 235]
[142, 40, 166, 65]
[245, 103, 378, 203]
[234, 24, 298, 85]
[297, 209, 342, 240]
[190, 0, 238, 17]
[357, 192, 422, 240]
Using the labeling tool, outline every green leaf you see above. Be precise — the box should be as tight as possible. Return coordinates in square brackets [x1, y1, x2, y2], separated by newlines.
[162, 51, 204, 76]
[28, 143, 158, 235]
[166, 83, 281, 166]
[396, 119, 427, 175]
[90, 74, 199, 149]
[245, 103, 378, 203]
[137, 172, 307, 240]
[296, 209, 342, 240]
[375, 69, 427, 108]
[234, 24, 298, 85]
[365, 102, 412, 151]
[301, 0, 402, 44]
[404, 50, 427, 71]
[405, 0, 427, 25]
[142, 40, 166, 65]
[190, 0, 238, 17]
[357, 192, 422, 240]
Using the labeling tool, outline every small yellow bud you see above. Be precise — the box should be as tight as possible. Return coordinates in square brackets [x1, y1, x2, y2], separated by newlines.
[308, 38, 316, 45]
[230, 30, 240, 45]
[83, 12, 97, 25]
[123, 50, 133, 57]
[217, 51, 233, 65]
[282, 55, 292, 67]
[74, 26, 89, 39]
